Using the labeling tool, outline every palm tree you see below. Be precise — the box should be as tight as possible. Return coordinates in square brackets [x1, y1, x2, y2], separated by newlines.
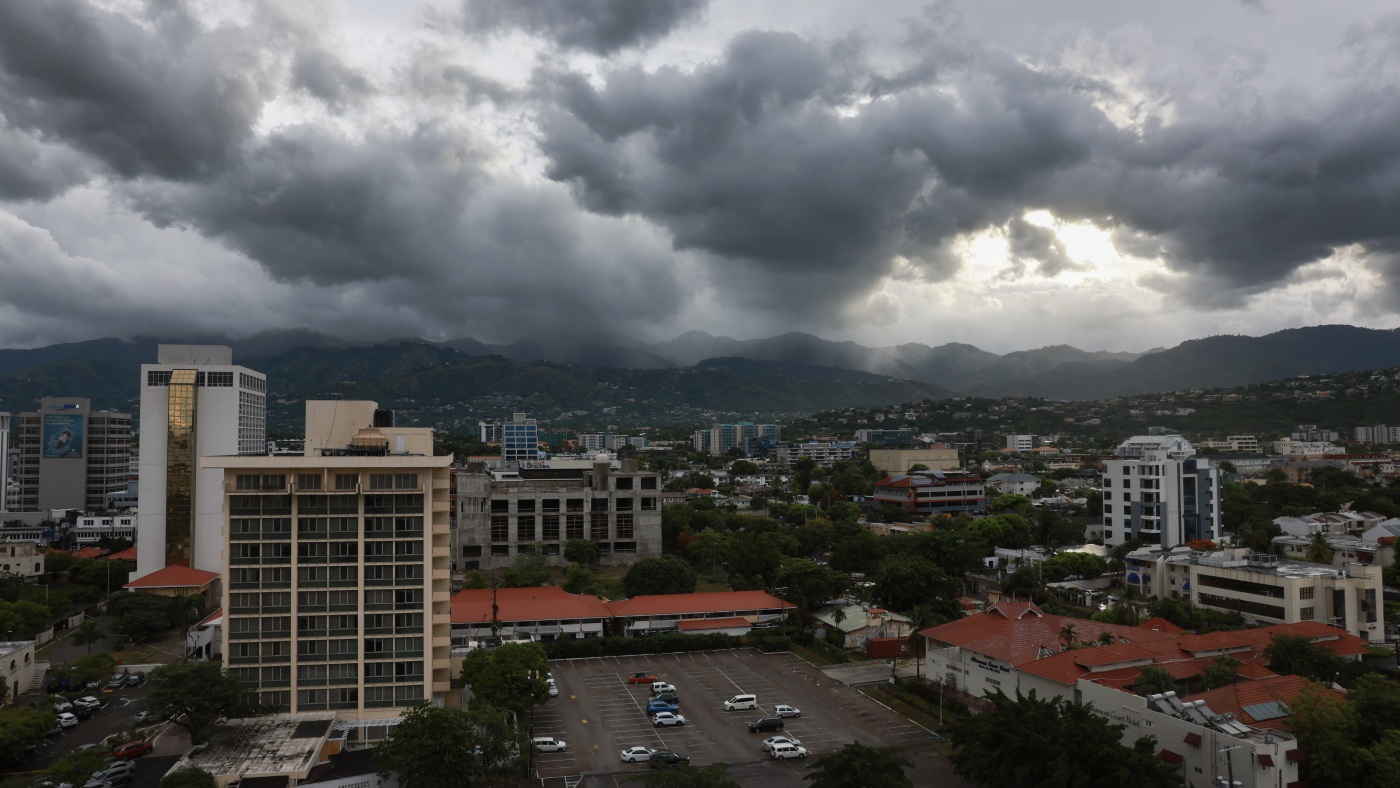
[1058, 623, 1077, 649]
[1097, 631, 1117, 646]
[167, 594, 204, 657]
[1304, 531, 1334, 564]
[905, 604, 942, 681]
[71, 616, 104, 657]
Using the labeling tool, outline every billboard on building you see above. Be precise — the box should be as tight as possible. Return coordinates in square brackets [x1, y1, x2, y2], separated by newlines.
[43, 413, 84, 459]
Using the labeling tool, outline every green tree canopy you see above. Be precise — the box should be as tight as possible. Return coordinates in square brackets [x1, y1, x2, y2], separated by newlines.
[159, 767, 218, 788]
[0, 706, 52, 764]
[729, 459, 759, 476]
[0, 600, 51, 637]
[375, 701, 516, 788]
[804, 741, 914, 787]
[1264, 633, 1343, 683]
[459, 641, 550, 715]
[623, 555, 698, 597]
[1288, 679, 1365, 786]
[946, 689, 1180, 788]
[68, 652, 117, 686]
[564, 539, 603, 566]
[1199, 655, 1241, 690]
[146, 660, 273, 744]
[872, 553, 961, 619]
[1132, 666, 1176, 696]
[43, 748, 111, 788]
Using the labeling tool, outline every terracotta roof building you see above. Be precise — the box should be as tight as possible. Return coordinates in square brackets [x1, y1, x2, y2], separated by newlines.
[450, 586, 614, 644]
[606, 590, 793, 637]
[447, 588, 795, 646]
[920, 602, 1369, 788]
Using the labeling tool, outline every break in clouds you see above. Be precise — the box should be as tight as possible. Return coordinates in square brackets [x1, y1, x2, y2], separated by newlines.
[1, 0, 1400, 350]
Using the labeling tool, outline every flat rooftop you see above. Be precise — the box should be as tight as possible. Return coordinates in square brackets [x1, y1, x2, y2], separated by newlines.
[174, 713, 338, 781]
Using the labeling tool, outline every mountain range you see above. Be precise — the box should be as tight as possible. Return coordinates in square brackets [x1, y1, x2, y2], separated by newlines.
[1, 325, 1398, 425]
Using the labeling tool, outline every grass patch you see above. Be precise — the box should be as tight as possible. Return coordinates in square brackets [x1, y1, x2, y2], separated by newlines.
[695, 575, 733, 593]
[864, 684, 945, 733]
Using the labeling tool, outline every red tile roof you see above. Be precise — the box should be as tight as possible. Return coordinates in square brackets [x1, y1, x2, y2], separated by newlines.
[72, 547, 103, 560]
[107, 547, 138, 561]
[606, 590, 794, 618]
[450, 586, 612, 625]
[676, 617, 751, 631]
[919, 602, 1178, 667]
[1180, 674, 1343, 731]
[124, 565, 219, 589]
[922, 604, 1370, 691]
[1138, 617, 1185, 634]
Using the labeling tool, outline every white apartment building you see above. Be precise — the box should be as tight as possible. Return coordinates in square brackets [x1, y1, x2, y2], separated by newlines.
[1127, 546, 1385, 643]
[137, 345, 267, 578]
[1004, 434, 1038, 452]
[1196, 435, 1262, 454]
[1102, 435, 1221, 548]
[207, 432, 454, 720]
[0, 413, 9, 512]
[73, 514, 137, 546]
[771, 440, 857, 469]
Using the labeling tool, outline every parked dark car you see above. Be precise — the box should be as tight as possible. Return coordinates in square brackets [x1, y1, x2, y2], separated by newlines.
[126, 672, 145, 687]
[649, 751, 691, 768]
[653, 691, 679, 705]
[73, 706, 95, 720]
[645, 700, 680, 716]
[748, 716, 785, 733]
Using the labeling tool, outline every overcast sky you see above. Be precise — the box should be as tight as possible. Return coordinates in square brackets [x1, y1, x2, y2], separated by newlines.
[2, 0, 1399, 354]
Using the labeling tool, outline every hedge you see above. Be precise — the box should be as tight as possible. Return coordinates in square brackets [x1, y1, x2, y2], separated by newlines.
[541, 631, 792, 659]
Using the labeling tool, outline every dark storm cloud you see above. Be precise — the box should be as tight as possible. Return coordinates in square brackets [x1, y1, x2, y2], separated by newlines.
[291, 48, 373, 110]
[535, 17, 1400, 314]
[0, 123, 92, 201]
[0, 0, 278, 180]
[459, 0, 707, 54]
[535, 29, 1116, 311]
[124, 122, 687, 339]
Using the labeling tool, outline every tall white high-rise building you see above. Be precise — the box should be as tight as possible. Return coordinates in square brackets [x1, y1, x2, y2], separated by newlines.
[0, 413, 10, 512]
[1102, 435, 1222, 549]
[136, 345, 266, 578]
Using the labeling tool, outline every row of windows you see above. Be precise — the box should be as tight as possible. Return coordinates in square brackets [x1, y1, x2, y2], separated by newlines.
[1198, 593, 1285, 620]
[1197, 573, 1286, 599]
[146, 370, 235, 387]
[488, 513, 635, 543]
[236, 475, 420, 493]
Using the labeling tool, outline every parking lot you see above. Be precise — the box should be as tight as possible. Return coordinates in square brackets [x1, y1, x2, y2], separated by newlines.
[533, 649, 957, 785]
[10, 674, 156, 772]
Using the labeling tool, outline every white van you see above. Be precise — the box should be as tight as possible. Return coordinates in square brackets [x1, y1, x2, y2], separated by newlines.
[770, 743, 808, 760]
[724, 694, 758, 711]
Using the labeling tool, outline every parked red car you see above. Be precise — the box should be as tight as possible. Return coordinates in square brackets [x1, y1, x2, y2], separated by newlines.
[113, 741, 154, 760]
[627, 672, 659, 685]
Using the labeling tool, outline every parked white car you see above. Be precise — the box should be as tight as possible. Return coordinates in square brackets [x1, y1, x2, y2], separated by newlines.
[650, 681, 677, 694]
[532, 737, 567, 753]
[73, 696, 102, 711]
[620, 746, 656, 763]
[652, 712, 687, 727]
[762, 735, 802, 753]
[773, 704, 801, 718]
[771, 743, 809, 760]
[55, 712, 78, 729]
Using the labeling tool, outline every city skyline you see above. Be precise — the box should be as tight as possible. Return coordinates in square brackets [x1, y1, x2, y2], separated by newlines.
[2, 1, 1400, 354]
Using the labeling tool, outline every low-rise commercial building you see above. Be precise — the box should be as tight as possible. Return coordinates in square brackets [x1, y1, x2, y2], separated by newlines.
[454, 460, 662, 571]
[867, 447, 959, 475]
[870, 471, 987, 515]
